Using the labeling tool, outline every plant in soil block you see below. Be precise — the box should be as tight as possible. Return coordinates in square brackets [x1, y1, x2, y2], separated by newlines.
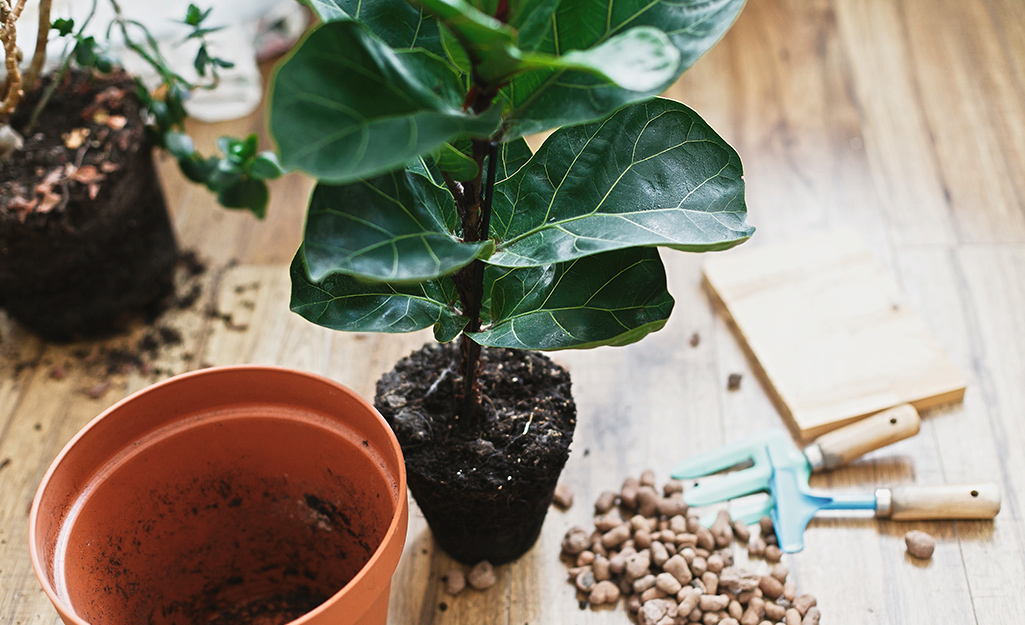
[278, 0, 753, 564]
[0, 1, 282, 340]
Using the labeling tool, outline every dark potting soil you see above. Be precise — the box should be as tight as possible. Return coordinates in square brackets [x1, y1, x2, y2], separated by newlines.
[376, 342, 576, 564]
[201, 588, 329, 625]
[0, 70, 178, 340]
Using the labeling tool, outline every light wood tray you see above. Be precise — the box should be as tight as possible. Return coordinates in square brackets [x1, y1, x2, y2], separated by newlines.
[703, 229, 966, 441]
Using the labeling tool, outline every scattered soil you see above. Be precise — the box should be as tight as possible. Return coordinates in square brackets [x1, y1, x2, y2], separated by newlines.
[0, 70, 177, 340]
[727, 373, 743, 391]
[375, 342, 576, 564]
[4, 248, 209, 394]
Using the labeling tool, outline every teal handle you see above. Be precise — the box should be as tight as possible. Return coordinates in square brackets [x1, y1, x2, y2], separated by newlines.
[819, 493, 878, 512]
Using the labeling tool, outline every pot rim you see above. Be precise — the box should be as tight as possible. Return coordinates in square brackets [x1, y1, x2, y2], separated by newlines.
[28, 364, 408, 625]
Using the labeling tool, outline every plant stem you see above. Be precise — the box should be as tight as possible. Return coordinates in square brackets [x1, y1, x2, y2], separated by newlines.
[0, 0, 24, 118]
[22, 0, 50, 91]
[25, 0, 97, 134]
[458, 139, 499, 422]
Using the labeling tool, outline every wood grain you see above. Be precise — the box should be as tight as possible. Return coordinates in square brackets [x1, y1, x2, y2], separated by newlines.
[703, 229, 966, 441]
[3, 0, 1025, 623]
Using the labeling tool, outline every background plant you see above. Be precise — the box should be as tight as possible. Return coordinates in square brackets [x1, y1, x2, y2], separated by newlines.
[0, 1, 281, 216]
[279, 0, 754, 420]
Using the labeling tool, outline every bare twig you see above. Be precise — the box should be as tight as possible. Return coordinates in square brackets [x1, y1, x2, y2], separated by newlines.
[0, 0, 24, 117]
[10, 0, 24, 20]
[22, 0, 51, 91]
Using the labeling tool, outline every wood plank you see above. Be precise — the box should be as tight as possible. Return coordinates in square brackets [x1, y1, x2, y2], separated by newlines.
[666, 0, 894, 253]
[704, 229, 966, 441]
[942, 247, 1025, 623]
[899, 0, 1025, 243]
[832, 0, 959, 246]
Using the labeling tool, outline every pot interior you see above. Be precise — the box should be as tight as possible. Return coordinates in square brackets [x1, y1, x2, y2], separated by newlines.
[41, 406, 395, 625]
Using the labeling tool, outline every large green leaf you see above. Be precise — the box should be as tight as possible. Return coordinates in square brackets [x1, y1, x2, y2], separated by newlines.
[470, 247, 674, 350]
[487, 98, 752, 267]
[291, 246, 467, 341]
[503, 0, 746, 137]
[270, 20, 500, 184]
[508, 0, 561, 51]
[493, 137, 533, 182]
[432, 141, 479, 181]
[414, 0, 680, 94]
[412, 0, 520, 83]
[303, 0, 445, 56]
[303, 170, 490, 283]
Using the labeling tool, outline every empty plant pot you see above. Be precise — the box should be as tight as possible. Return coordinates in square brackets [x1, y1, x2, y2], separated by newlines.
[30, 366, 407, 625]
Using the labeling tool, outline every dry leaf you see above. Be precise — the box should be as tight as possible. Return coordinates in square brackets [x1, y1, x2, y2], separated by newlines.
[37, 191, 61, 214]
[35, 168, 63, 195]
[63, 127, 90, 150]
[94, 86, 126, 109]
[6, 196, 38, 215]
[85, 380, 113, 399]
[70, 165, 103, 184]
[99, 161, 120, 173]
[92, 109, 110, 125]
[105, 115, 127, 130]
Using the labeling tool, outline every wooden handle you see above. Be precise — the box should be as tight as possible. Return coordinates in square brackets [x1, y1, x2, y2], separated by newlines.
[882, 483, 1001, 520]
[807, 404, 921, 471]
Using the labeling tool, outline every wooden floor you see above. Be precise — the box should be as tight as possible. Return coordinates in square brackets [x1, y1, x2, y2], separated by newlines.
[3, 0, 1024, 623]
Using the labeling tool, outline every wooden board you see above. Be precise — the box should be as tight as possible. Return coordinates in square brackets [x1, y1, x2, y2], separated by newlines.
[703, 228, 966, 441]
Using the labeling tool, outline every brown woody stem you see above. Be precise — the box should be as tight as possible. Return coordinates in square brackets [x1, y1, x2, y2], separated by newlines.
[458, 139, 499, 422]
[22, 0, 50, 91]
[0, 0, 23, 118]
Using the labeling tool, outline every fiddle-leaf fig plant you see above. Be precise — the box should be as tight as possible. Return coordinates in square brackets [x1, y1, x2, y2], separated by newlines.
[277, 0, 751, 563]
[280, 0, 752, 417]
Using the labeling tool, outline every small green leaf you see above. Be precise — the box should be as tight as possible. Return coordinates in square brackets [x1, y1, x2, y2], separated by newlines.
[410, 0, 521, 84]
[74, 37, 99, 67]
[488, 98, 752, 267]
[205, 166, 241, 192]
[270, 20, 500, 184]
[249, 152, 285, 180]
[440, 27, 471, 73]
[178, 155, 218, 184]
[93, 54, 116, 74]
[406, 155, 444, 187]
[217, 178, 268, 218]
[194, 44, 211, 76]
[508, 0, 560, 51]
[165, 82, 190, 127]
[52, 18, 75, 37]
[471, 247, 674, 350]
[184, 4, 211, 27]
[164, 131, 196, 159]
[303, 170, 491, 283]
[224, 133, 258, 163]
[184, 26, 224, 41]
[290, 245, 464, 336]
[432, 142, 479, 182]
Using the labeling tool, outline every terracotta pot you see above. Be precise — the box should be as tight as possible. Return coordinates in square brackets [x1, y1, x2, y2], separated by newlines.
[30, 366, 407, 625]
